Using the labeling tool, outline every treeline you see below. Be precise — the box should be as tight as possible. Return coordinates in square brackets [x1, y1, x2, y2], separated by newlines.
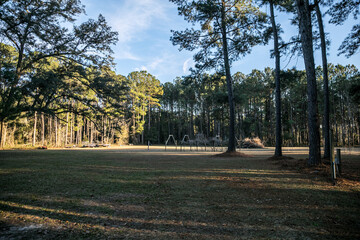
[0, 57, 163, 147]
[1, 0, 360, 157]
[0, 1, 165, 148]
[147, 64, 359, 147]
[2, 62, 358, 148]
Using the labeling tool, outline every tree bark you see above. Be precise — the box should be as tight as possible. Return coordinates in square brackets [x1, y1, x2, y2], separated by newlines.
[2, 123, 7, 147]
[33, 111, 37, 146]
[315, 2, 330, 159]
[55, 116, 58, 147]
[0, 120, 4, 148]
[90, 121, 93, 144]
[296, 0, 321, 165]
[148, 104, 151, 132]
[41, 112, 45, 146]
[48, 115, 52, 145]
[141, 112, 144, 144]
[221, 0, 236, 152]
[70, 112, 73, 145]
[270, 0, 282, 156]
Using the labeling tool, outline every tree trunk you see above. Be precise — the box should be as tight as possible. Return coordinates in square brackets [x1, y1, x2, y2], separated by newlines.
[65, 112, 69, 146]
[315, 2, 330, 159]
[2, 123, 7, 147]
[102, 115, 105, 144]
[33, 111, 37, 147]
[70, 112, 73, 145]
[141, 113, 144, 144]
[0, 120, 4, 148]
[41, 112, 45, 146]
[55, 116, 58, 147]
[104, 116, 108, 143]
[90, 121, 93, 144]
[270, 0, 282, 156]
[48, 115, 52, 145]
[221, 0, 236, 152]
[190, 104, 194, 138]
[296, 0, 321, 165]
[148, 104, 151, 132]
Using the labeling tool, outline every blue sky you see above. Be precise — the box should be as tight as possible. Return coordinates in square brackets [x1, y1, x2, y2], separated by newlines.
[80, 0, 360, 83]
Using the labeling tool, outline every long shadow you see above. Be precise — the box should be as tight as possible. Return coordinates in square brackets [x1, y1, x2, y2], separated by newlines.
[1, 149, 360, 239]
[1, 192, 358, 240]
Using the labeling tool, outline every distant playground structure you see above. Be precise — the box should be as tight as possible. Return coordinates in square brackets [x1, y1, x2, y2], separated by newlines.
[165, 134, 228, 152]
[164, 134, 267, 152]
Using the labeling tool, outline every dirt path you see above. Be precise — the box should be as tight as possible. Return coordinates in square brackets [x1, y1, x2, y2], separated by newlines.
[0, 148, 359, 239]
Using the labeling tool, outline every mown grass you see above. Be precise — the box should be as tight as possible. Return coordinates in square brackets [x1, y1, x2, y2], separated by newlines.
[0, 148, 359, 239]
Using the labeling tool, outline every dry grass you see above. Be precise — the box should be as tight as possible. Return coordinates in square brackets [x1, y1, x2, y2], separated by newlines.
[0, 147, 359, 239]
[240, 137, 265, 148]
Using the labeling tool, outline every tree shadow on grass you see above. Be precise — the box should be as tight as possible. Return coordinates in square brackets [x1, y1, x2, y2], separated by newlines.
[1, 150, 360, 239]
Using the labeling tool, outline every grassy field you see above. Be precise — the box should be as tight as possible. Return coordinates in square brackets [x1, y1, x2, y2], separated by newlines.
[0, 146, 359, 239]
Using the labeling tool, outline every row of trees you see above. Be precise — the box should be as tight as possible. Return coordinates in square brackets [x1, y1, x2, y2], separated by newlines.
[2, 62, 358, 149]
[0, 62, 163, 147]
[0, 1, 163, 148]
[149, 65, 359, 148]
[169, 0, 359, 164]
[1, 0, 359, 166]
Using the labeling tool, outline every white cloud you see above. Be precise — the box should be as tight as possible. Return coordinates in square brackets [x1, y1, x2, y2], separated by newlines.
[82, 0, 194, 81]
[148, 57, 164, 70]
[110, 0, 169, 43]
[183, 58, 194, 74]
[113, 45, 140, 60]
[101, 0, 171, 61]
[134, 66, 148, 72]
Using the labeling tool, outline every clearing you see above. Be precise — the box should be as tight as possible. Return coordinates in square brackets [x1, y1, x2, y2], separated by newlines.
[0, 146, 359, 239]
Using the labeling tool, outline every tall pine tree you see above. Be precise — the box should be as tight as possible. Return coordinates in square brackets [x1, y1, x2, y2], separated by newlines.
[170, 0, 268, 152]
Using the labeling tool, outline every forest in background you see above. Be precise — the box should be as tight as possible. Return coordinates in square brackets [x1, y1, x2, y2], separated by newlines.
[1, 0, 360, 158]
[1, 58, 359, 148]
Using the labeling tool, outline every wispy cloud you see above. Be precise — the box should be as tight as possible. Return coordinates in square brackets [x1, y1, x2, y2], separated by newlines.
[82, 0, 195, 81]
[112, 44, 140, 60]
[101, 0, 170, 61]
[110, 0, 168, 43]
[131, 52, 186, 82]
[134, 66, 148, 71]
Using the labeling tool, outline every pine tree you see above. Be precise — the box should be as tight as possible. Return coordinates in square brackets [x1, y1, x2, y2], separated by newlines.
[170, 0, 268, 152]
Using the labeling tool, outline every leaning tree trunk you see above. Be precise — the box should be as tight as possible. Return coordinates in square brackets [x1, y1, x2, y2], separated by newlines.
[270, 0, 282, 157]
[221, 0, 236, 152]
[315, 2, 330, 159]
[296, 0, 321, 165]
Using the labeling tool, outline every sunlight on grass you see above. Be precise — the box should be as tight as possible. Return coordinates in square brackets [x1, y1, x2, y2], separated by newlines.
[1, 149, 359, 239]
[0, 201, 332, 235]
[0, 168, 34, 174]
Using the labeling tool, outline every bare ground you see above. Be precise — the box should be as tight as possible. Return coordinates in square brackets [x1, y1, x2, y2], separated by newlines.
[0, 146, 359, 239]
